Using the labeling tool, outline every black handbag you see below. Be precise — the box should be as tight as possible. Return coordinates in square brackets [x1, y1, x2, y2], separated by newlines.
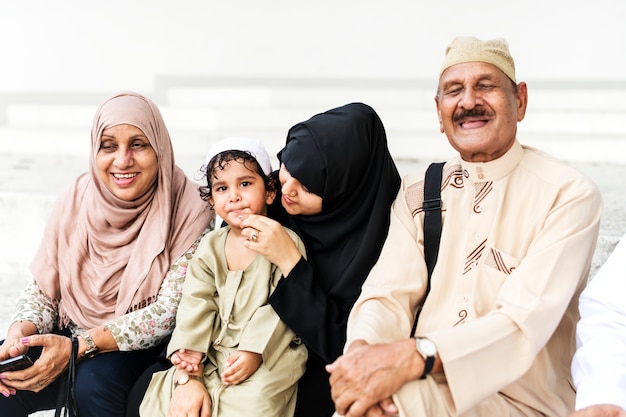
[410, 162, 444, 337]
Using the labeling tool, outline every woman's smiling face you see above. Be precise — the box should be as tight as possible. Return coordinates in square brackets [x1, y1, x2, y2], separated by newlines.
[96, 124, 158, 201]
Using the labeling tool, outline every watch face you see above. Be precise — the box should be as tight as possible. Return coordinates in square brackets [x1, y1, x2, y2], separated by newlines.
[81, 332, 98, 356]
[418, 338, 437, 356]
[177, 373, 190, 385]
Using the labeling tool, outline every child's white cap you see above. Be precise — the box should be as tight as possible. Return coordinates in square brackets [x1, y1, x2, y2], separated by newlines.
[203, 137, 272, 176]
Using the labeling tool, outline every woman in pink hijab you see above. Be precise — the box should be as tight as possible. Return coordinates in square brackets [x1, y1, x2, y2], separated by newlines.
[0, 92, 213, 417]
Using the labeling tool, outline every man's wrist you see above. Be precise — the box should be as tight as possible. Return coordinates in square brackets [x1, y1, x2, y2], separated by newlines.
[347, 339, 369, 352]
[414, 337, 437, 379]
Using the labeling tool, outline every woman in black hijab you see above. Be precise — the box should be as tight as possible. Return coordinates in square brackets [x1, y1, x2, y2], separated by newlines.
[241, 102, 401, 417]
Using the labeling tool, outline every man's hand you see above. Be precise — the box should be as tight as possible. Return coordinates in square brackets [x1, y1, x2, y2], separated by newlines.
[569, 404, 626, 417]
[326, 339, 421, 417]
[221, 350, 262, 385]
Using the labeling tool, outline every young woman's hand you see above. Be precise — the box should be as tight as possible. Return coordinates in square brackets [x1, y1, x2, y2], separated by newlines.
[221, 350, 262, 386]
[240, 214, 303, 276]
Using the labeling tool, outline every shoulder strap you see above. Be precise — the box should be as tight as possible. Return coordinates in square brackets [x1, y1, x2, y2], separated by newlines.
[410, 162, 444, 337]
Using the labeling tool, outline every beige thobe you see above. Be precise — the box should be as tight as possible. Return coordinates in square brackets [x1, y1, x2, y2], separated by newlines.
[140, 226, 307, 417]
[344, 141, 602, 416]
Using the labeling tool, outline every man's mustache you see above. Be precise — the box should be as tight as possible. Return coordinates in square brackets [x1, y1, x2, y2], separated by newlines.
[452, 107, 493, 123]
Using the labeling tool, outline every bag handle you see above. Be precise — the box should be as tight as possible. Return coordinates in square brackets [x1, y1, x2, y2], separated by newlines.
[55, 336, 79, 417]
[410, 162, 445, 337]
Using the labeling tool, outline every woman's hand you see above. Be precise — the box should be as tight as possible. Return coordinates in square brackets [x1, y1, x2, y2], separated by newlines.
[0, 321, 38, 361]
[0, 321, 37, 396]
[240, 214, 303, 276]
[169, 377, 211, 417]
[0, 334, 72, 393]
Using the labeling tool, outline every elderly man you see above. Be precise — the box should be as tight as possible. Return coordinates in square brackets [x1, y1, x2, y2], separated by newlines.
[327, 36, 603, 416]
[570, 233, 626, 417]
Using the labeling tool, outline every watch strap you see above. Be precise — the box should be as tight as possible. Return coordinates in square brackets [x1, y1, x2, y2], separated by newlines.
[415, 337, 436, 379]
[80, 332, 99, 358]
[174, 373, 203, 388]
[420, 355, 435, 379]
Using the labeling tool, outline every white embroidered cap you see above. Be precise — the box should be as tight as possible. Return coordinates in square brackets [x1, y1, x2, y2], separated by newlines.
[203, 137, 272, 176]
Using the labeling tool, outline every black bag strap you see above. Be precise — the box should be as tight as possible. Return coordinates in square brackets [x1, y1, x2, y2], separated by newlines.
[55, 336, 79, 417]
[410, 162, 445, 337]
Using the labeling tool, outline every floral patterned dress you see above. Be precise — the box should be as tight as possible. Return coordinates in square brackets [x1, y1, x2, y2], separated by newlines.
[10, 228, 211, 351]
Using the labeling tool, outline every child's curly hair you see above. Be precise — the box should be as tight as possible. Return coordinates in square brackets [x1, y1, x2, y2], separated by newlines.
[197, 149, 277, 205]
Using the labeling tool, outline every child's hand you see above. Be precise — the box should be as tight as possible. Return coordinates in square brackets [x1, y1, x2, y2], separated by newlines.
[221, 350, 262, 386]
[171, 348, 203, 373]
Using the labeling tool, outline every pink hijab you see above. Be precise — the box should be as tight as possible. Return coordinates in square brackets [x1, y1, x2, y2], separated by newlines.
[31, 92, 212, 329]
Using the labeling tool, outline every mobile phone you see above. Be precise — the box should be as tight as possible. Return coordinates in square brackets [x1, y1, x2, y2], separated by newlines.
[0, 354, 34, 373]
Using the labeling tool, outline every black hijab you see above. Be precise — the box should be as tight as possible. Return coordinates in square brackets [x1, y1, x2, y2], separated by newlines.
[277, 102, 401, 297]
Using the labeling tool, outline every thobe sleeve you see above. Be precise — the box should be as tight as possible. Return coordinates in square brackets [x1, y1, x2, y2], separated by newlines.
[166, 241, 219, 359]
[238, 303, 296, 371]
[345, 178, 429, 346]
[239, 230, 308, 370]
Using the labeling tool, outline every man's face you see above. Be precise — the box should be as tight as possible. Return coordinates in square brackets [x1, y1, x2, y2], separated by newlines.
[435, 62, 527, 162]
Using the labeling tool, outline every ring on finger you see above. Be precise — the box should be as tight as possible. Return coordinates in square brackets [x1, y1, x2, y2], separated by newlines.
[250, 231, 258, 241]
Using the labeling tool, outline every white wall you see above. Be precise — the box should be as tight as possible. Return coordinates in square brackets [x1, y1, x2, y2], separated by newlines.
[1, 0, 624, 94]
[1, 0, 625, 346]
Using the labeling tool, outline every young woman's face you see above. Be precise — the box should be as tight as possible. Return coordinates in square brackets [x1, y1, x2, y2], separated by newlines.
[278, 163, 323, 216]
[209, 158, 275, 226]
[96, 124, 158, 201]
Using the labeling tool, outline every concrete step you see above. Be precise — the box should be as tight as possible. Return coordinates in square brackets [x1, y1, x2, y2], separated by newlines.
[1, 125, 624, 169]
[2, 82, 624, 166]
[4, 97, 625, 134]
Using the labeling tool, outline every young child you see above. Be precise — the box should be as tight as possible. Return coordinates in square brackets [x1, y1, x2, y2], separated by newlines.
[140, 137, 308, 417]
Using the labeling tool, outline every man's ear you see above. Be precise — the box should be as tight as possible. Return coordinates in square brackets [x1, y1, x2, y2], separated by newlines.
[516, 82, 528, 122]
[434, 94, 444, 134]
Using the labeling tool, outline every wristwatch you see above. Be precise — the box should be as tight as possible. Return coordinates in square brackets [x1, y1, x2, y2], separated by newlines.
[174, 373, 203, 389]
[80, 332, 99, 358]
[414, 337, 437, 379]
